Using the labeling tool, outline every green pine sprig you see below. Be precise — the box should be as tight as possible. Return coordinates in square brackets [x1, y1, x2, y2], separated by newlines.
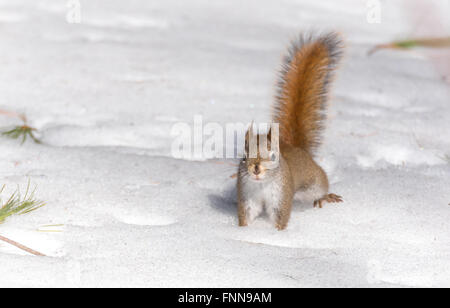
[0, 181, 46, 224]
[369, 37, 450, 55]
[2, 125, 41, 144]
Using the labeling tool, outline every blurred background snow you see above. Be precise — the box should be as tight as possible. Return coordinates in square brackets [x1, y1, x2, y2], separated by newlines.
[0, 0, 448, 287]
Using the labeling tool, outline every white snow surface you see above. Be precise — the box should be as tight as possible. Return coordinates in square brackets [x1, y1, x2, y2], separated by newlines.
[0, 0, 449, 287]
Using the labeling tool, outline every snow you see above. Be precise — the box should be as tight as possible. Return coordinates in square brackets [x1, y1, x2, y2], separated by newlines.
[0, 0, 449, 287]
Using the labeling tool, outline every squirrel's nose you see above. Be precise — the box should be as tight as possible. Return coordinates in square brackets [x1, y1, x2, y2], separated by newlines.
[254, 165, 261, 175]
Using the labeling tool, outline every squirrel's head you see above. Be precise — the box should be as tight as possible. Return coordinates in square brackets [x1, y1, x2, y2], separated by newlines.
[242, 125, 280, 182]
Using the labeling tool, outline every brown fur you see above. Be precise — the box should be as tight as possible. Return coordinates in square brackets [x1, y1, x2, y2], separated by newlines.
[281, 143, 329, 192]
[274, 32, 343, 155]
[237, 32, 344, 230]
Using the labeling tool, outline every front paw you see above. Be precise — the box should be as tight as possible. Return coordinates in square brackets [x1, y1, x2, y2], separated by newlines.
[275, 223, 287, 231]
[238, 218, 248, 227]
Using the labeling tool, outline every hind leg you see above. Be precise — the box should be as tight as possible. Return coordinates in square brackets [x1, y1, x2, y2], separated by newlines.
[314, 193, 343, 208]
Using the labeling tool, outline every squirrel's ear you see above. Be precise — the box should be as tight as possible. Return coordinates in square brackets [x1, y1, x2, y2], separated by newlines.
[245, 129, 249, 153]
[266, 126, 272, 151]
[246, 121, 254, 141]
[245, 121, 254, 154]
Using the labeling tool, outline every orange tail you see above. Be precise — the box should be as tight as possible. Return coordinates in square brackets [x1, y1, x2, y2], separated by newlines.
[273, 32, 343, 155]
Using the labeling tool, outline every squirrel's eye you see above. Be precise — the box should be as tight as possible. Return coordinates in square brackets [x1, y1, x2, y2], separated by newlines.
[270, 152, 277, 161]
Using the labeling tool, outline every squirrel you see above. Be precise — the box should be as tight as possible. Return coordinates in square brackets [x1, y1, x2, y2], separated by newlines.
[237, 32, 344, 230]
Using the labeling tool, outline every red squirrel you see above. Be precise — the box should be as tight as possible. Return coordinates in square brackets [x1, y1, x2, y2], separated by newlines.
[237, 33, 344, 230]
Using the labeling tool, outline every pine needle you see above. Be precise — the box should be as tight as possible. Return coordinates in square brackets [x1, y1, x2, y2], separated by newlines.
[369, 37, 450, 55]
[0, 109, 27, 122]
[0, 109, 41, 144]
[0, 181, 46, 224]
[2, 125, 41, 144]
[36, 224, 64, 233]
[0, 234, 46, 256]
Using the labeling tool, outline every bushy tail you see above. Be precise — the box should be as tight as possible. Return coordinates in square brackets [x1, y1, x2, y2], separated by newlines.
[273, 32, 343, 155]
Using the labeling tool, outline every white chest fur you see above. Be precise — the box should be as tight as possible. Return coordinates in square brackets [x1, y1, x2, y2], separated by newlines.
[240, 173, 284, 223]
